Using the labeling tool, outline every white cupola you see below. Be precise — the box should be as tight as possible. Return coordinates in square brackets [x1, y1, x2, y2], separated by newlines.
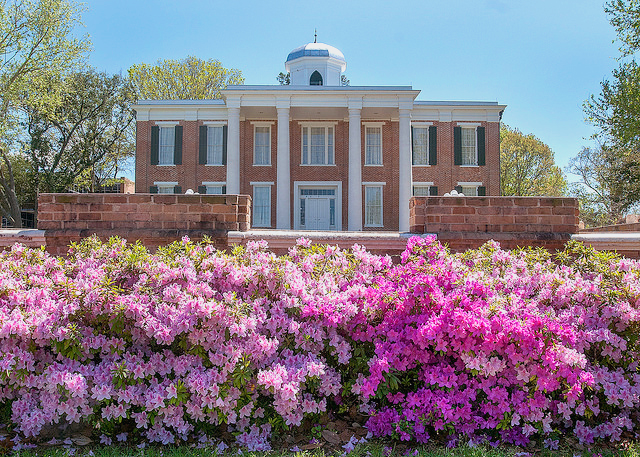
[285, 40, 346, 86]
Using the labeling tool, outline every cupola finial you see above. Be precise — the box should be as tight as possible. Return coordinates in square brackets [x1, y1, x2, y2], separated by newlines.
[314, 29, 317, 43]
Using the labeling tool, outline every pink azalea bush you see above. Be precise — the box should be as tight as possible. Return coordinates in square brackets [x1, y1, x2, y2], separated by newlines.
[353, 237, 640, 446]
[0, 235, 639, 449]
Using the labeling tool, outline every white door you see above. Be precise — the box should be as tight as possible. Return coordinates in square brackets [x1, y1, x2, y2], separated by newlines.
[305, 197, 330, 230]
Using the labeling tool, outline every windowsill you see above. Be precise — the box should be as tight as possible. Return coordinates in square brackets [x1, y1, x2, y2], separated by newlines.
[412, 164, 432, 167]
[299, 164, 337, 167]
[364, 164, 384, 167]
[460, 165, 479, 168]
[157, 164, 176, 167]
[205, 164, 225, 167]
[253, 164, 272, 167]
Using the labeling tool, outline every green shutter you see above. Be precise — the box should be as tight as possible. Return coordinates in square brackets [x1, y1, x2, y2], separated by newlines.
[222, 125, 228, 165]
[150, 126, 159, 165]
[411, 126, 415, 165]
[455, 185, 462, 194]
[174, 126, 183, 165]
[454, 126, 462, 165]
[174, 185, 182, 194]
[428, 126, 437, 165]
[477, 126, 486, 166]
[198, 185, 207, 194]
[222, 185, 227, 195]
[429, 186, 438, 196]
[478, 186, 486, 196]
[199, 126, 207, 165]
[149, 185, 158, 194]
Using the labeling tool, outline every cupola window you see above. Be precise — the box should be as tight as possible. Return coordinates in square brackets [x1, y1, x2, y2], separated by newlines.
[310, 70, 323, 86]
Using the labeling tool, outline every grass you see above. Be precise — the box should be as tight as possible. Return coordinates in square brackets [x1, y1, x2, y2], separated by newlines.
[9, 442, 640, 457]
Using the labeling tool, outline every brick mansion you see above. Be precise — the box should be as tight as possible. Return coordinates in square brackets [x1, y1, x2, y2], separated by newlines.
[133, 41, 506, 232]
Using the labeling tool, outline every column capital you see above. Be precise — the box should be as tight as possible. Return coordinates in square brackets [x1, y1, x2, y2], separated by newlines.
[348, 97, 363, 110]
[398, 108, 412, 119]
[276, 97, 291, 110]
[348, 108, 362, 118]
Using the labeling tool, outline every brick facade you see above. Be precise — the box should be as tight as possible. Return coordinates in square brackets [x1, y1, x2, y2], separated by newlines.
[135, 117, 502, 232]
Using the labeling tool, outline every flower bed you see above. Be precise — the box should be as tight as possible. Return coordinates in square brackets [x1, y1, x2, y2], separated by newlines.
[0, 236, 639, 451]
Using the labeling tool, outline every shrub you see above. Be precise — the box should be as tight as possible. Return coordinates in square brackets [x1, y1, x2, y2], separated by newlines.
[1, 235, 640, 449]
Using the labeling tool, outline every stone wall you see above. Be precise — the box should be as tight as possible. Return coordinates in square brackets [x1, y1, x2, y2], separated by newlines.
[37, 193, 251, 256]
[409, 196, 580, 252]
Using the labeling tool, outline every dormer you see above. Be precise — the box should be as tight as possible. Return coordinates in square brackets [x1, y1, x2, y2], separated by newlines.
[285, 42, 347, 86]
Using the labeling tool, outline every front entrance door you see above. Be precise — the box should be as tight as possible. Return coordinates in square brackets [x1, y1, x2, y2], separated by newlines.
[297, 186, 338, 230]
[305, 197, 330, 230]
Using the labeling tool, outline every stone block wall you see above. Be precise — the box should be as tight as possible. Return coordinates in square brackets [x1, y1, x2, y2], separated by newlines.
[410, 196, 580, 252]
[38, 193, 251, 256]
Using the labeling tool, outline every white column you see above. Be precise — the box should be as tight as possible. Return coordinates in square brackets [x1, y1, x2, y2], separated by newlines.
[226, 105, 241, 195]
[276, 102, 290, 229]
[348, 106, 362, 231]
[398, 109, 412, 232]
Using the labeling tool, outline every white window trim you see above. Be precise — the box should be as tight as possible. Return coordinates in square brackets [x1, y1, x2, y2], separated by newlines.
[411, 124, 431, 167]
[460, 125, 478, 166]
[252, 184, 272, 228]
[154, 181, 178, 186]
[205, 125, 225, 166]
[154, 121, 179, 126]
[202, 181, 226, 186]
[293, 181, 342, 231]
[362, 181, 387, 186]
[253, 124, 271, 166]
[249, 181, 275, 186]
[300, 124, 336, 166]
[364, 185, 384, 228]
[413, 181, 435, 186]
[457, 182, 483, 197]
[364, 124, 383, 166]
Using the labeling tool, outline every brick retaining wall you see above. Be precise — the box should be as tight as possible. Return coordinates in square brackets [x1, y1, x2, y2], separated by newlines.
[410, 196, 580, 252]
[37, 193, 251, 256]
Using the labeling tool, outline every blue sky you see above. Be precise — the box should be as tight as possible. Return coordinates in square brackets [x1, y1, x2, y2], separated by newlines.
[82, 0, 619, 180]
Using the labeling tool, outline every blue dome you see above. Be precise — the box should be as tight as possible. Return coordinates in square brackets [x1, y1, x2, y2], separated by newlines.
[286, 42, 345, 63]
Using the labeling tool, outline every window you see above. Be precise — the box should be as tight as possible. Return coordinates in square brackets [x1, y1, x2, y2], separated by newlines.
[310, 70, 323, 86]
[152, 182, 180, 194]
[456, 183, 485, 196]
[254, 126, 271, 165]
[461, 127, 477, 165]
[461, 186, 477, 196]
[207, 126, 224, 165]
[302, 126, 334, 165]
[412, 127, 429, 165]
[413, 186, 432, 196]
[365, 126, 382, 165]
[205, 185, 225, 195]
[364, 186, 383, 227]
[159, 127, 175, 165]
[253, 186, 271, 227]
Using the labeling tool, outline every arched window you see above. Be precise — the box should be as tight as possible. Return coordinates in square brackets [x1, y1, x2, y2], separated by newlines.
[310, 70, 323, 86]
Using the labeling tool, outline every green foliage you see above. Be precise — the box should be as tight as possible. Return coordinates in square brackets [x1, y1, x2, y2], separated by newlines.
[128, 56, 244, 100]
[500, 124, 567, 197]
[23, 69, 135, 193]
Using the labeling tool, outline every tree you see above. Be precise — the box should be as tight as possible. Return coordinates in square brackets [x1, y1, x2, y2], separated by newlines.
[23, 70, 135, 196]
[500, 124, 567, 196]
[605, 0, 640, 57]
[566, 144, 640, 226]
[276, 72, 350, 86]
[0, 0, 89, 226]
[128, 56, 244, 100]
